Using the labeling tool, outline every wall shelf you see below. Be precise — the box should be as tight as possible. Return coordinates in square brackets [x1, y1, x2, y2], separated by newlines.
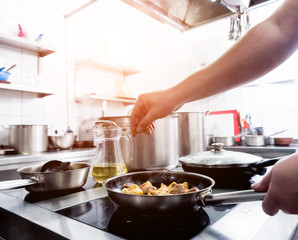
[75, 59, 140, 77]
[0, 33, 56, 57]
[75, 94, 136, 105]
[0, 83, 55, 97]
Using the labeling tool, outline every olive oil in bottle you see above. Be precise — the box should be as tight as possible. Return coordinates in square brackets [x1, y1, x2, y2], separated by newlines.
[92, 163, 127, 184]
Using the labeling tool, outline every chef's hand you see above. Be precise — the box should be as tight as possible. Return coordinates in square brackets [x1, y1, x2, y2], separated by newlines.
[251, 153, 298, 216]
[130, 89, 182, 137]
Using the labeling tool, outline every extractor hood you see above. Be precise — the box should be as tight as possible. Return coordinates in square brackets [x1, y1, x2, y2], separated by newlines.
[121, 0, 279, 31]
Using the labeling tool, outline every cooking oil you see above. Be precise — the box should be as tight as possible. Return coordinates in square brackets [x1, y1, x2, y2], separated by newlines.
[92, 163, 127, 184]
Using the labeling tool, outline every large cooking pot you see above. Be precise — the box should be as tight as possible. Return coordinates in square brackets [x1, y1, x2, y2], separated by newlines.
[99, 115, 179, 171]
[179, 143, 282, 187]
[9, 124, 48, 154]
[103, 171, 266, 214]
[0, 161, 90, 192]
[176, 112, 206, 157]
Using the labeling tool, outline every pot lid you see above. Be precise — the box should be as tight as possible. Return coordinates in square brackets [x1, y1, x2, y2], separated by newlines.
[179, 143, 263, 166]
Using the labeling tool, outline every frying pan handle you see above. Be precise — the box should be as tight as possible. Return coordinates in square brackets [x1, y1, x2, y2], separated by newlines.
[200, 189, 266, 206]
[0, 178, 38, 191]
[251, 157, 284, 175]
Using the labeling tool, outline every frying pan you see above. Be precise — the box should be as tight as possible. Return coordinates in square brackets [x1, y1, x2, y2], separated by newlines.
[103, 171, 266, 214]
[179, 143, 282, 186]
[0, 162, 90, 193]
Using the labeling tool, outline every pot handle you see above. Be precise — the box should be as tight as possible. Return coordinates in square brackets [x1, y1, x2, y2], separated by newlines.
[198, 189, 266, 206]
[0, 177, 38, 191]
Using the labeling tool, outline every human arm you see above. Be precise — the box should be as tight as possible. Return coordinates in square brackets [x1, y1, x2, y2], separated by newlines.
[251, 153, 298, 216]
[130, 0, 298, 136]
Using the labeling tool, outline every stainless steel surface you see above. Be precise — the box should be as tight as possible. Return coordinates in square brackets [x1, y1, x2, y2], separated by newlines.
[48, 135, 77, 149]
[121, 0, 278, 31]
[0, 162, 90, 192]
[9, 124, 48, 154]
[1, 178, 298, 239]
[204, 189, 266, 205]
[0, 178, 37, 190]
[245, 135, 265, 146]
[195, 201, 298, 240]
[100, 115, 179, 171]
[0, 193, 121, 240]
[35, 187, 108, 211]
[214, 136, 235, 146]
[177, 112, 206, 157]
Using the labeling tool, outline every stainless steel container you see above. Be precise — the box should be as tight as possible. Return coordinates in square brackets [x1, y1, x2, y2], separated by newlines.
[99, 115, 179, 171]
[9, 125, 48, 154]
[245, 135, 265, 146]
[176, 112, 206, 157]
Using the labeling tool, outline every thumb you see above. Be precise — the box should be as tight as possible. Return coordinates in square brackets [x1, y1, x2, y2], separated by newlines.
[251, 170, 272, 192]
[136, 114, 155, 134]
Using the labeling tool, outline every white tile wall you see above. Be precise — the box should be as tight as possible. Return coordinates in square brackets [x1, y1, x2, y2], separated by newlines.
[1, 0, 298, 148]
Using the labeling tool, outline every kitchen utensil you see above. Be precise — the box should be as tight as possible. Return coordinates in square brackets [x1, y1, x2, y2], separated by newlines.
[40, 160, 71, 172]
[92, 120, 130, 184]
[0, 148, 15, 155]
[0, 161, 90, 192]
[274, 137, 293, 146]
[103, 171, 266, 214]
[8, 124, 48, 154]
[214, 133, 246, 146]
[48, 135, 77, 150]
[176, 112, 206, 157]
[179, 143, 282, 186]
[99, 115, 179, 171]
[245, 135, 265, 146]
[0, 71, 11, 81]
[6, 64, 16, 71]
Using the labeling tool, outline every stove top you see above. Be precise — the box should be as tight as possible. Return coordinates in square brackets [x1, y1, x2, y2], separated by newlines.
[1, 169, 298, 240]
[57, 196, 235, 240]
[3, 174, 243, 240]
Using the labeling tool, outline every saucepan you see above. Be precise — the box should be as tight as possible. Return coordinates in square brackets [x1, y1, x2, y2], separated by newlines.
[0, 160, 90, 193]
[103, 171, 265, 214]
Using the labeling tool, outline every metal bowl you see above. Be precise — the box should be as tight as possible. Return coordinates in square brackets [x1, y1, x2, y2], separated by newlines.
[48, 135, 77, 150]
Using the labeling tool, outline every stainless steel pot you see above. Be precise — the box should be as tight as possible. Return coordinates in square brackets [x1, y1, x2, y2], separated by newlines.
[245, 135, 265, 146]
[99, 115, 179, 171]
[9, 124, 48, 154]
[214, 133, 246, 146]
[176, 112, 206, 157]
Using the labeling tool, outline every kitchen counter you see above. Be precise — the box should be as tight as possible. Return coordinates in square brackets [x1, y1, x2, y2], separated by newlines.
[0, 183, 297, 240]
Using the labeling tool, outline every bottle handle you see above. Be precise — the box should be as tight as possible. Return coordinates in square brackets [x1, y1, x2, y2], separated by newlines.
[121, 130, 133, 162]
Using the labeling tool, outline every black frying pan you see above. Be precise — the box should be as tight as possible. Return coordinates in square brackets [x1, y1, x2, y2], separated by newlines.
[103, 171, 265, 214]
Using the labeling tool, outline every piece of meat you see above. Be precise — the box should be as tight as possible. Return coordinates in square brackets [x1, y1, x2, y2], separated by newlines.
[121, 182, 134, 190]
[168, 182, 186, 194]
[187, 187, 199, 193]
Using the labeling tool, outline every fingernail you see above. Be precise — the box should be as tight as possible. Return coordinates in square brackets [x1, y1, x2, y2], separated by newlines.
[251, 183, 257, 188]
[136, 127, 143, 133]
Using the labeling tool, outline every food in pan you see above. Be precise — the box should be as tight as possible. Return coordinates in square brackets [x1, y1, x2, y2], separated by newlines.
[121, 181, 199, 195]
